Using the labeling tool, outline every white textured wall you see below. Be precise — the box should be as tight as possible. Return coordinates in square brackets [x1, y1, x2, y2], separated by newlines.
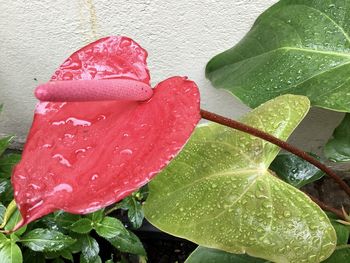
[0, 0, 344, 154]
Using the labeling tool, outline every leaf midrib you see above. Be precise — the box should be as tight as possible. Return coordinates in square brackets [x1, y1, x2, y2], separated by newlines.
[20, 238, 71, 244]
[211, 47, 350, 76]
[154, 168, 265, 201]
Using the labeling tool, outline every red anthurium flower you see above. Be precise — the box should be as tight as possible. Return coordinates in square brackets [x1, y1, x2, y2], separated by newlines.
[11, 36, 201, 230]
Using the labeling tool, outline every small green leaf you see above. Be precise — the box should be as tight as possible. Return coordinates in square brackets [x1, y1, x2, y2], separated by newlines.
[324, 114, 350, 162]
[0, 240, 22, 263]
[45, 249, 73, 262]
[69, 218, 93, 234]
[95, 216, 125, 239]
[206, 0, 350, 112]
[0, 153, 21, 179]
[1, 200, 18, 229]
[86, 209, 104, 223]
[4, 209, 27, 236]
[106, 230, 146, 256]
[186, 246, 269, 263]
[79, 235, 99, 263]
[20, 228, 76, 252]
[0, 179, 13, 204]
[0, 203, 6, 224]
[42, 211, 81, 231]
[144, 95, 336, 262]
[120, 196, 144, 228]
[0, 232, 8, 243]
[65, 232, 84, 254]
[269, 152, 325, 188]
[0, 136, 14, 157]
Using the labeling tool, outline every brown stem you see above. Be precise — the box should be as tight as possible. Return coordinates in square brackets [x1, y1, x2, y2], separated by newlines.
[200, 109, 350, 199]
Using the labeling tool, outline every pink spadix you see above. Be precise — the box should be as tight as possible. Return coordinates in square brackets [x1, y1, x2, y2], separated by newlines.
[35, 79, 153, 102]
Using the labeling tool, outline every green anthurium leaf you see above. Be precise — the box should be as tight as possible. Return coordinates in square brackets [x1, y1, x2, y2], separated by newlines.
[106, 230, 146, 256]
[0, 153, 21, 179]
[324, 113, 350, 162]
[269, 152, 325, 188]
[69, 218, 93, 234]
[0, 136, 14, 157]
[20, 228, 76, 252]
[144, 95, 337, 263]
[323, 246, 350, 263]
[95, 216, 126, 239]
[206, 0, 350, 112]
[0, 239, 22, 263]
[119, 196, 144, 228]
[186, 246, 270, 263]
[79, 235, 99, 263]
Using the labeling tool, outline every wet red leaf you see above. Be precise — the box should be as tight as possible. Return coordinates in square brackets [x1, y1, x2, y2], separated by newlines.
[12, 36, 200, 228]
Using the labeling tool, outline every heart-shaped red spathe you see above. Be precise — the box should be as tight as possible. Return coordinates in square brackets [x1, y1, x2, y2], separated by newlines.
[12, 36, 201, 228]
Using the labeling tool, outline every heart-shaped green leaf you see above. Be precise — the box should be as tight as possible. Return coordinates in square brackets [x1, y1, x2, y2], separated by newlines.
[144, 95, 336, 263]
[324, 113, 350, 162]
[186, 246, 269, 263]
[206, 0, 350, 112]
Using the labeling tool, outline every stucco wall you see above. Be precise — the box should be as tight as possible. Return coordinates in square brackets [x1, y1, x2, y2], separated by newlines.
[0, 0, 345, 155]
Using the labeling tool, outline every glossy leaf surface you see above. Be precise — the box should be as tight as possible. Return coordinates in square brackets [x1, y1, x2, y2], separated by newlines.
[206, 0, 350, 112]
[79, 235, 99, 263]
[106, 230, 146, 256]
[95, 216, 125, 239]
[0, 234, 22, 263]
[324, 113, 350, 162]
[69, 218, 93, 234]
[118, 196, 144, 228]
[145, 95, 337, 263]
[20, 228, 76, 252]
[186, 246, 269, 263]
[12, 36, 200, 228]
[270, 152, 325, 188]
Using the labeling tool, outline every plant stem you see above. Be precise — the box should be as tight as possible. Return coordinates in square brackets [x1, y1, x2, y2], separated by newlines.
[200, 109, 350, 198]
